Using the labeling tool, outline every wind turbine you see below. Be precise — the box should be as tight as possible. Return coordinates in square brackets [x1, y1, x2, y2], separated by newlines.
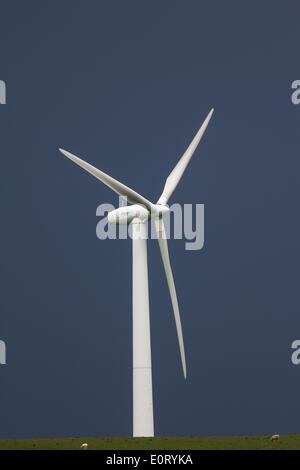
[59, 108, 214, 437]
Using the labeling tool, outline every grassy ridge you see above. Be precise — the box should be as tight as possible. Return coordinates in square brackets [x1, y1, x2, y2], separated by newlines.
[0, 435, 299, 450]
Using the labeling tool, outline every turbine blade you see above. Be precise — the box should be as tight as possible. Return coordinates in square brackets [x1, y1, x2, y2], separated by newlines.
[59, 148, 153, 211]
[155, 217, 187, 379]
[157, 108, 214, 205]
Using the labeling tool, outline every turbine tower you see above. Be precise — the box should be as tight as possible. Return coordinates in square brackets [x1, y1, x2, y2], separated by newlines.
[59, 108, 214, 437]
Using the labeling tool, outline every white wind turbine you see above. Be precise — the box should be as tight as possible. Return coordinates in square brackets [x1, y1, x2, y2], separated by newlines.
[59, 108, 214, 437]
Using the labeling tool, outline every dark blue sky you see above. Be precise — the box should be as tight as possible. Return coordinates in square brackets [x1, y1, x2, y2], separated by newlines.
[0, 0, 300, 439]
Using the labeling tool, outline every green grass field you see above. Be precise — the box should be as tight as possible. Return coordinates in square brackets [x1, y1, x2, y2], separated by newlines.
[0, 434, 299, 450]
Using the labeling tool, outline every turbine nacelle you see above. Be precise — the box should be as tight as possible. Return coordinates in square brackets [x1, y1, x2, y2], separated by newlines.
[108, 204, 150, 225]
[108, 203, 170, 225]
